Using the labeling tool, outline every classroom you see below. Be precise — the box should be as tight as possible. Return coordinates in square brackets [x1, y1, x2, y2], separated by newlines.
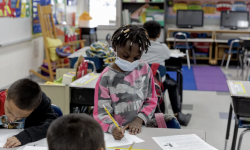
[1, 0, 250, 150]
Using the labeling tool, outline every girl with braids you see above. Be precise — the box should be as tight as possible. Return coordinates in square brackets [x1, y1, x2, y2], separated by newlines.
[93, 25, 180, 140]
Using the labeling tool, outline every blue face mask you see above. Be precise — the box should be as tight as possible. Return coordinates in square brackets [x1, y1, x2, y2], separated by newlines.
[115, 50, 139, 72]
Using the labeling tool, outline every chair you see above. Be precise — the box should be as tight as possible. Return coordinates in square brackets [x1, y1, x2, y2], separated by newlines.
[51, 104, 63, 117]
[30, 4, 86, 82]
[173, 32, 196, 69]
[220, 39, 242, 71]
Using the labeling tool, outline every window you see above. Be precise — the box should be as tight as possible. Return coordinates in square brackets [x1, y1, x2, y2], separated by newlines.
[89, 0, 120, 28]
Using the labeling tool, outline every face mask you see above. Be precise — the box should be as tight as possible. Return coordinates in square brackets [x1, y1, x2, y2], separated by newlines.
[115, 49, 139, 72]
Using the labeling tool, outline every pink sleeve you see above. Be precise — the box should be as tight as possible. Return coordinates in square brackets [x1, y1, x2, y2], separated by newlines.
[137, 66, 158, 123]
[93, 68, 117, 133]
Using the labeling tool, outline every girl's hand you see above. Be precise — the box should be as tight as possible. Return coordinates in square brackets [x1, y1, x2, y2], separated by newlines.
[124, 117, 143, 135]
[112, 127, 124, 140]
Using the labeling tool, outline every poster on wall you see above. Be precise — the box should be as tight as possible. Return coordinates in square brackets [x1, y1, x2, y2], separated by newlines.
[0, 0, 29, 17]
[168, 0, 250, 19]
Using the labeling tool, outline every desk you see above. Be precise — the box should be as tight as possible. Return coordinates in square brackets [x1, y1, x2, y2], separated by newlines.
[70, 73, 99, 106]
[225, 80, 250, 150]
[0, 128, 206, 150]
[166, 27, 214, 64]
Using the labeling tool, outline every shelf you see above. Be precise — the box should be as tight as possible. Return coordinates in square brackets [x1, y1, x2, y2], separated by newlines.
[122, 2, 164, 4]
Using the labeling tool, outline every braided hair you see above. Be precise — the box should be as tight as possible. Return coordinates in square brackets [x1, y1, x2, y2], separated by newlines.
[111, 25, 151, 54]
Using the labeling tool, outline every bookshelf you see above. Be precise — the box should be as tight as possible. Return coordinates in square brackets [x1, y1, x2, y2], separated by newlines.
[121, 0, 167, 43]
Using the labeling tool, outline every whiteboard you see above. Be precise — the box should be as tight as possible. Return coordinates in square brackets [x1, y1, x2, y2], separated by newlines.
[0, 17, 32, 47]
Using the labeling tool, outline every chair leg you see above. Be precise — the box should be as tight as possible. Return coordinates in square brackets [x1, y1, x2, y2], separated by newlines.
[192, 49, 196, 65]
[226, 54, 232, 69]
[225, 105, 233, 150]
[237, 129, 250, 150]
[246, 60, 250, 81]
[221, 54, 226, 67]
[186, 49, 191, 69]
[231, 116, 239, 150]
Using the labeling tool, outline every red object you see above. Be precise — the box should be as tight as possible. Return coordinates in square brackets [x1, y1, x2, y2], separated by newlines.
[65, 34, 69, 42]
[0, 90, 6, 116]
[77, 59, 88, 79]
[64, 58, 69, 64]
[193, 42, 210, 53]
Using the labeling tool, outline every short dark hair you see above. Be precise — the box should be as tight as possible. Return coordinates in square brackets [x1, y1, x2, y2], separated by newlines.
[143, 21, 161, 39]
[112, 24, 151, 53]
[7, 78, 42, 111]
[47, 114, 105, 150]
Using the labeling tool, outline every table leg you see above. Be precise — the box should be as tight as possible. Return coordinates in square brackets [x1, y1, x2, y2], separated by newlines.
[95, 32, 98, 42]
[89, 34, 91, 46]
[209, 42, 214, 64]
[242, 48, 246, 80]
[231, 115, 239, 150]
[177, 69, 183, 111]
[225, 104, 233, 150]
[215, 43, 218, 65]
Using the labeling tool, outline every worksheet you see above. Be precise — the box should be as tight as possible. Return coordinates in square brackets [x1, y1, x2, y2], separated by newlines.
[152, 134, 218, 150]
[0, 129, 23, 147]
[105, 131, 144, 148]
[23, 146, 48, 150]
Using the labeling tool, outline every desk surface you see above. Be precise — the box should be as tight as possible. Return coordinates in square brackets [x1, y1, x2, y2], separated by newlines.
[0, 128, 206, 150]
[166, 37, 213, 42]
[227, 80, 250, 98]
[69, 73, 100, 88]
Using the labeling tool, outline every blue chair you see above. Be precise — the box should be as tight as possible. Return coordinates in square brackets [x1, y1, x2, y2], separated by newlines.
[51, 104, 63, 117]
[220, 39, 242, 70]
[173, 32, 196, 69]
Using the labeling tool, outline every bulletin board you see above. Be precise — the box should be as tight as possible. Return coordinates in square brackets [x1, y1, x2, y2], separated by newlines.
[168, 0, 250, 19]
[0, 0, 32, 46]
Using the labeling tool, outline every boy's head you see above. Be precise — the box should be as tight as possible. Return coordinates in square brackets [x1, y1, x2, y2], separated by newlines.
[112, 25, 151, 63]
[4, 78, 42, 122]
[143, 20, 161, 40]
[47, 114, 105, 150]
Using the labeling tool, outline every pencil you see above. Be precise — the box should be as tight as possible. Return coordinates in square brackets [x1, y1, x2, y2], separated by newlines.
[128, 142, 135, 150]
[102, 104, 120, 130]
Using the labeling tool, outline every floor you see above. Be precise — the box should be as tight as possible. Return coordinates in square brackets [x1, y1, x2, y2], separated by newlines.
[165, 66, 250, 150]
[27, 66, 250, 150]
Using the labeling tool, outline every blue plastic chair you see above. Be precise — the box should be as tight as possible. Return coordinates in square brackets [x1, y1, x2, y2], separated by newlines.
[220, 39, 242, 70]
[173, 32, 196, 69]
[51, 104, 63, 117]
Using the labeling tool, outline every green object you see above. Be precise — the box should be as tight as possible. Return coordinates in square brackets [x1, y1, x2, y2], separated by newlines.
[26, 2, 30, 17]
[187, 5, 202, 10]
[151, 0, 164, 2]
[146, 9, 164, 26]
[54, 77, 63, 84]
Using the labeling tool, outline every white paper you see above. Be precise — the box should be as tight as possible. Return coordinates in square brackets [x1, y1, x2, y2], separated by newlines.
[170, 52, 186, 58]
[152, 134, 218, 150]
[0, 143, 5, 147]
[23, 146, 48, 150]
[104, 131, 144, 148]
[0, 129, 23, 143]
[17, 139, 48, 150]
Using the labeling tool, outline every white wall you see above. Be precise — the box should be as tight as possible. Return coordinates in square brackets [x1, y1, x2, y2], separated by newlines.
[0, 37, 44, 89]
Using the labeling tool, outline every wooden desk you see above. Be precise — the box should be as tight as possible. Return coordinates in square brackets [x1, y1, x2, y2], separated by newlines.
[0, 128, 206, 150]
[166, 27, 215, 64]
[214, 29, 250, 64]
[225, 80, 250, 150]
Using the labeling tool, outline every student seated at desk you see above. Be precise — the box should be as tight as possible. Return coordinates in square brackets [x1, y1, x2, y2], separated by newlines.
[47, 114, 105, 150]
[141, 21, 192, 126]
[0, 79, 57, 148]
[94, 25, 180, 141]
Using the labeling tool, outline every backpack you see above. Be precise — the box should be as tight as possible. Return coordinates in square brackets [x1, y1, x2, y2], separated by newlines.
[150, 63, 165, 113]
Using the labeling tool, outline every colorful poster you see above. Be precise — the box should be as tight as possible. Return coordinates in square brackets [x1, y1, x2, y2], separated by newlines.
[168, 0, 250, 19]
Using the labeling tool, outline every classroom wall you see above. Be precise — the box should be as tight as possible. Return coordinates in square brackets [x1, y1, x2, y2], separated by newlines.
[0, 37, 44, 89]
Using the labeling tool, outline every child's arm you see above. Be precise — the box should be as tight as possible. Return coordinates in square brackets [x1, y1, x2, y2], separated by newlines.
[162, 43, 171, 60]
[14, 93, 57, 145]
[137, 68, 158, 124]
[93, 75, 119, 134]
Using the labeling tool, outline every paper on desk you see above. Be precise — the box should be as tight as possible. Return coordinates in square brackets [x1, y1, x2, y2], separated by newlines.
[105, 131, 144, 148]
[23, 146, 48, 150]
[0, 129, 23, 144]
[0, 143, 5, 147]
[17, 138, 48, 150]
[170, 53, 186, 58]
[152, 134, 218, 150]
